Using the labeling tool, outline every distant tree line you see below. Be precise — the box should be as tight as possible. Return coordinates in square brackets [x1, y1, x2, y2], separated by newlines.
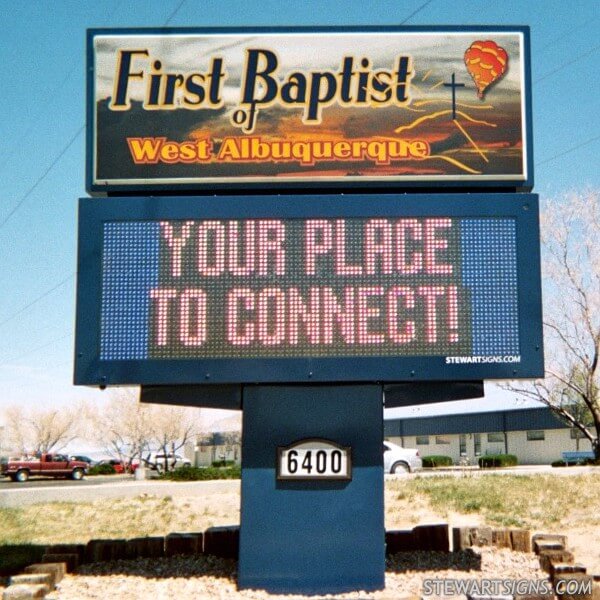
[2, 389, 206, 471]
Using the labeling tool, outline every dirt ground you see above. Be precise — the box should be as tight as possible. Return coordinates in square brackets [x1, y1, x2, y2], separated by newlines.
[162, 479, 600, 573]
[2, 473, 599, 577]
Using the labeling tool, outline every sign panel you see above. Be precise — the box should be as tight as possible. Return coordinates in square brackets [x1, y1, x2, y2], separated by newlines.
[87, 27, 532, 193]
[277, 439, 352, 481]
[74, 194, 543, 385]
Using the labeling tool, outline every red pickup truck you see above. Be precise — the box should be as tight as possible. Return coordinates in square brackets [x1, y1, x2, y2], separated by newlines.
[1, 453, 88, 482]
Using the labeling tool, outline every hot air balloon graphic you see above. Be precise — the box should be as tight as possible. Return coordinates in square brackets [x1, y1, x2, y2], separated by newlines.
[464, 40, 508, 99]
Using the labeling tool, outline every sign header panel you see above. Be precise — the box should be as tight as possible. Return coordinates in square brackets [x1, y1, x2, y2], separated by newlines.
[74, 194, 543, 385]
[87, 27, 532, 193]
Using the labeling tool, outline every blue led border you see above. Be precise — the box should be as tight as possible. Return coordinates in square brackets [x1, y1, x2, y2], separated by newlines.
[74, 193, 543, 385]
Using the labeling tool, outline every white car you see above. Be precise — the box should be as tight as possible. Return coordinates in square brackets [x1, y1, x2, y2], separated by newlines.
[145, 453, 191, 473]
[383, 440, 422, 474]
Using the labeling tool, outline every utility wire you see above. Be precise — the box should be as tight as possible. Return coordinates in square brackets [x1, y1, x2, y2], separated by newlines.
[537, 17, 598, 53]
[0, 125, 84, 230]
[4, 332, 71, 364]
[0, 273, 75, 328]
[535, 134, 600, 167]
[0, 70, 77, 177]
[534, 43, 600, 84]
[0, 0, 189, 351]
[0, 0, 183, 231]
[400, 0, 434, 24]
[164, 0, 187, 25]
[0, 5, 121, 178]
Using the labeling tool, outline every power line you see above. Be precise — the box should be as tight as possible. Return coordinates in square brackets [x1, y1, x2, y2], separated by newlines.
[535, 134, 600, 167]
[0, 0, 183, 232]
[0, 71, 77, 177]
[400, 0, 434, 24]
[4, 332, 71, 364]
[164, 0, 187, 25]
[0, 273, 74, 328]
[0, 0, 191, 337]
[0, 125, 84, 230]
[537, 17, 598, 53]
[534, 43, 600, 84]
[0, 5, 122, 178]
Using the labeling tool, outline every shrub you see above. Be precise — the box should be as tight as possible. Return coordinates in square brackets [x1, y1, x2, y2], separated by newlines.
[551, 460, 566, 467]
[211, 460, 236, 468]
[422, 455, 453, 468]
[159, 465, 241, 481]
[87, 463, 116, 475]
[478, 454, 518, 468]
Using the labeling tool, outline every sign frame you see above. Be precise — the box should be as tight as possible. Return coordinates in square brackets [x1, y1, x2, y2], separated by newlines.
[277, 438, 352, 481]
[86, 25, 533, 195]
[74, 193, 543, 386]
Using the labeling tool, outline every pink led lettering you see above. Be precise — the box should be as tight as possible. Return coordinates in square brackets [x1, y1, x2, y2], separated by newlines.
[305, 220, 332, 275]
[334, 220, 363, 275]
[365, 220, 393, 275]
[227, 288, 255, 345]
[227, 220, 256, 276]
[395, 219, 423, 274]
[258, 220, 286, 276]
[179, 288, 207, 346]
[150, 288, 177, 345]
[357, 286, 385, 344]
[418, 286, 446, 343]
[147, 217, 468, 355]
[447, 285, 459, 342]
[424, 219, 453, 275]
[288, 287, 321, 345]
[387, 286, 416, 344]
[197, 221, 226, 276]
[160, 221, 194, 277]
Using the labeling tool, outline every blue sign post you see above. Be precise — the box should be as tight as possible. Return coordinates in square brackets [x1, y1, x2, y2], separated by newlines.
[239, 385, 384, 593]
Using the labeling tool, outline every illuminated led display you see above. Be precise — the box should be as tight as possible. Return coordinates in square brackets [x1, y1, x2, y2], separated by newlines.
[98, 216, 520, 360]
[74, 194, 543, 384]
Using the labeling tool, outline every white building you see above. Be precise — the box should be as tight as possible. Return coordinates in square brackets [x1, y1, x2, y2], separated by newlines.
[194, 431, 241, 467]
[384, 406, 593, 465]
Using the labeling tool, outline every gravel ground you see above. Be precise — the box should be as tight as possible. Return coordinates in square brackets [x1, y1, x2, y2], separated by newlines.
[37, 547, 547, 599]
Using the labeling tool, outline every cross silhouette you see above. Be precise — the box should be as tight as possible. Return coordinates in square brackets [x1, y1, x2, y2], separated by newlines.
[443, 73, 465, 120]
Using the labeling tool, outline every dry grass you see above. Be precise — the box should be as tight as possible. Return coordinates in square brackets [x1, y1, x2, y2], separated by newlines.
[0, 493, 239, 546]
[404, 473, 600, 529]
[1, 474, 599, 545]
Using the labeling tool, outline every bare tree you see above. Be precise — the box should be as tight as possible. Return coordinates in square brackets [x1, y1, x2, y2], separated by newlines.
[86, 390, 154, 471]
[86, 391, 204, 473]
[506, 189, 600, 459]
[3, 403, 81, 454]
[148, 405, 203, 472]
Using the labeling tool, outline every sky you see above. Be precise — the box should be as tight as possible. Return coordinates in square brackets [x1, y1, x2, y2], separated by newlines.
[0, 0, 599, 428]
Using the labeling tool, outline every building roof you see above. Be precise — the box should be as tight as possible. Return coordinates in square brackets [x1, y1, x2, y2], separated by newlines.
[384, 406, 568, 437]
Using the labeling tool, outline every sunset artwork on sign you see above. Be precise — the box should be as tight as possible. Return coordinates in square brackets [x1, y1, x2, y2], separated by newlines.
[88, 28, 531, 192]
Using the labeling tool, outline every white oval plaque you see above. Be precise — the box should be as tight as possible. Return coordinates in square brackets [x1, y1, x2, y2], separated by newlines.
[277, 438, 352, 481]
